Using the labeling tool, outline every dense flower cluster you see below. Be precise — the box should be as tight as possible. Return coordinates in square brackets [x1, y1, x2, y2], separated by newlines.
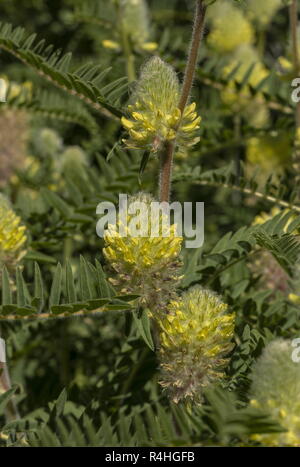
[158, 286, 235, 403]
[250, 339, 300, 447]
[208, 1, 254, 54]
[0, 194, 27, 274]
[121, 57, 201, 154]
[103, 193, 183, 311]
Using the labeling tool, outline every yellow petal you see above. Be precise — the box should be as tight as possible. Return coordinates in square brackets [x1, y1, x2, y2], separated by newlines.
[121, 117, 135, 130]
[183, 102, 196, 116]
[102, 40, 120, 50]
[141, 42, 158, 52]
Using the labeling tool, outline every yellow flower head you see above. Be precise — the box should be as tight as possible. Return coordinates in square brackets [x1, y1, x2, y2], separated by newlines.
[121, 57, 201, 153]
[103, 192, 182, 310]
[247, 0, 282, 28]
[0, 194, 27, 271]
[158, 286, 235, 403]
[250, 339, 300, 447]
[208, 1, 254, 54]
[246, 132, 291, 173]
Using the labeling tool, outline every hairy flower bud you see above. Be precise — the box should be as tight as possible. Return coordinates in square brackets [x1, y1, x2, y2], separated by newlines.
[103, 193, 182, 311]
[158, 286, 235, 403]
[250, 339, 300, 447]
[121, 57, 201, 154]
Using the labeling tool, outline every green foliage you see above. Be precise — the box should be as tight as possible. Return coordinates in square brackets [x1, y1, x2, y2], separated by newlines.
[4, 87, 99, 134]
[0, 259, 137, 320]
[0, 385, 283, 447]
[0, 0, 300, 448]
[0, 22, 126, 119]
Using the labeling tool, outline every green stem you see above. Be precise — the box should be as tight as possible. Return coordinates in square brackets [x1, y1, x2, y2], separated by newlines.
[63, 237, 73, 263]
[257, 29, 266, 59]
[119, 347, 149, 406]
[121, 29, 136, 82]
[232, 114, 242, 205]
[118, 2, 136, 82]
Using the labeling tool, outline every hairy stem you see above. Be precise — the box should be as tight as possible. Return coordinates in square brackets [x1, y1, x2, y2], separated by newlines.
[232, 114, 242, 205]
[178, 1, 207, 113]
[290, 0, 300, 74]
[159, 0, 206, 202]
[160, 141, 175, 203]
